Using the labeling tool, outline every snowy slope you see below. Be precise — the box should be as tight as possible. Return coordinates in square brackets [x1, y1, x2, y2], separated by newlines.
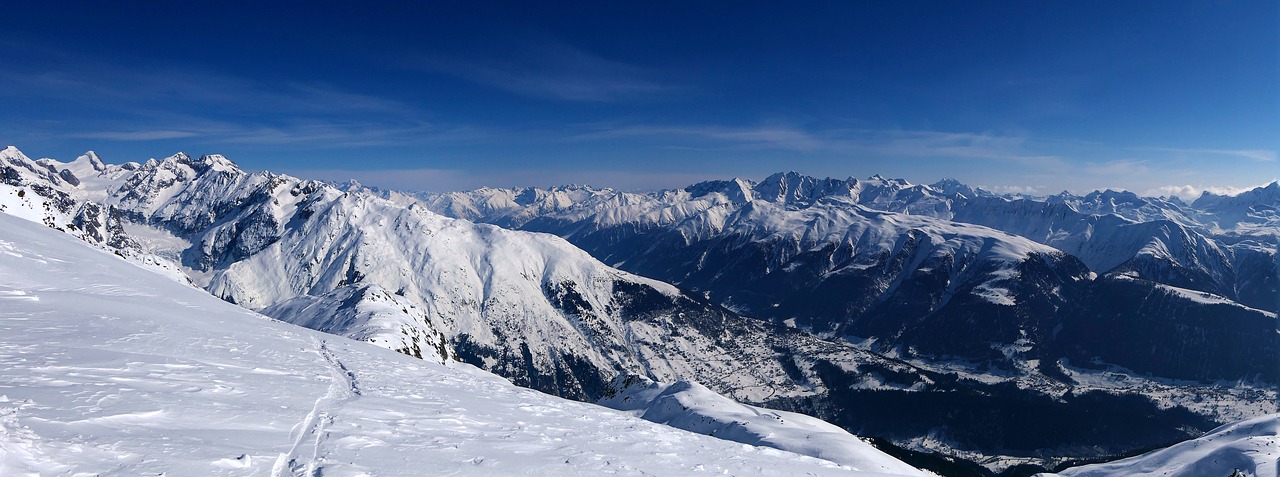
[600, 375, 930, 476]
[0, 212, 911, 476]
[1042, 414, 1278, 477]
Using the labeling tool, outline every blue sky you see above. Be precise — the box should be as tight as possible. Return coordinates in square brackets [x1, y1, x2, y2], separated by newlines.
[2, 1, 1275, 197]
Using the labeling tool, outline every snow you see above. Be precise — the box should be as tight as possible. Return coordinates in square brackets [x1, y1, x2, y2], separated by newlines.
[0, 212, 910, 476]
[600, 376, 930, 476]
[1154, 283, 1278, 317]
[0, 183, 53, 225]
[1044, 414, 1278, 477]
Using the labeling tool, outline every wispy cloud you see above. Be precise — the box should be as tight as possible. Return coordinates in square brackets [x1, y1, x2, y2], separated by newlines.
[571, 125, 826, 151]
[1081, 159, 1151, 177]
[220, 122, 455, 147]
[73, 130, 202, 141]
[50, 116, 473, 150]
[569, 123, 1064, 165]
[414, 41, 676, 102]
[284, 166, 719, 193]
[0, 67, 412, 117]
[1135, 147, 1276, 162]
[0, 49, 446, 149]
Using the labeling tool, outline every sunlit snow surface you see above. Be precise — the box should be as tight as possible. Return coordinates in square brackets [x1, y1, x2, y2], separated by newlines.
[0, 214, 905, 476]
[1043, 414, 1278, 477]
[601, 376, 929, 476]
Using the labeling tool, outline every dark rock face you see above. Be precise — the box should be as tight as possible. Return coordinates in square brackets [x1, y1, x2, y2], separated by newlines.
[57, 169, 80, 187]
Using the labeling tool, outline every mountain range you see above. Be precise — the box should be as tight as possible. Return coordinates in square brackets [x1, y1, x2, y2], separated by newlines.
[420, 171, 1276, 382]
[2, 146, 1275, 475]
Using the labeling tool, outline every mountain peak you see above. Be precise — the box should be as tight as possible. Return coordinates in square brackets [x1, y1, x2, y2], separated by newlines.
[198, 154, 240, 172]
[73, 151, 107, 172]
[753, 171, 854, 204]
[152, 152, 243, 176]
[685, 178, 754, 202]
[760, 170, 807, 183]
[1, 145, 29, 162]
[929, 178, 975, 197]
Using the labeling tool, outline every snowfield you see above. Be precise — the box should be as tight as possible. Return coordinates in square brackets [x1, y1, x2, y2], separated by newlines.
[0, 213, 919, 476]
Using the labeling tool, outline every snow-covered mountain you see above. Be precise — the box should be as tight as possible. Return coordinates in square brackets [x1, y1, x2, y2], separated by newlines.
[0, 147, 187, 282]
[1042, 414, 1278, 477]
[1192, 182, 1280, 237]
[0, 211, 915, 476]
[3, 147, 1274, 475]
[11, 148, 838, 404]
[424, 171, 1277, 384]
[424, 172, 1277, 310]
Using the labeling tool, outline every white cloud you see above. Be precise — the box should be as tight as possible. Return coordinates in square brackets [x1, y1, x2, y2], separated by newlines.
[74, 130, 201, 141]
[1140, 147, 1276, 162]
[1143, 182, 1278, 200]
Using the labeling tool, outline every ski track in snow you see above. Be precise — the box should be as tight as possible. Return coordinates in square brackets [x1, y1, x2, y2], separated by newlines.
[272, 339, 361, 477]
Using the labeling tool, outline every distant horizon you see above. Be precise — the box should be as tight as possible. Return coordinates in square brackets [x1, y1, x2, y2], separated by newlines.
[9, 144, 1275, 201]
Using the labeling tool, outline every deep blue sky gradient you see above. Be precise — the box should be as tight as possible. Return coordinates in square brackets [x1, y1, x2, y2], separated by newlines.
[2, 1, 1275, 196]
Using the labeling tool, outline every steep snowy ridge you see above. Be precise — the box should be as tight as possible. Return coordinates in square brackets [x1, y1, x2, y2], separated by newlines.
[1043, 414, 1278, 477]
[0, 212, 907, 476]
